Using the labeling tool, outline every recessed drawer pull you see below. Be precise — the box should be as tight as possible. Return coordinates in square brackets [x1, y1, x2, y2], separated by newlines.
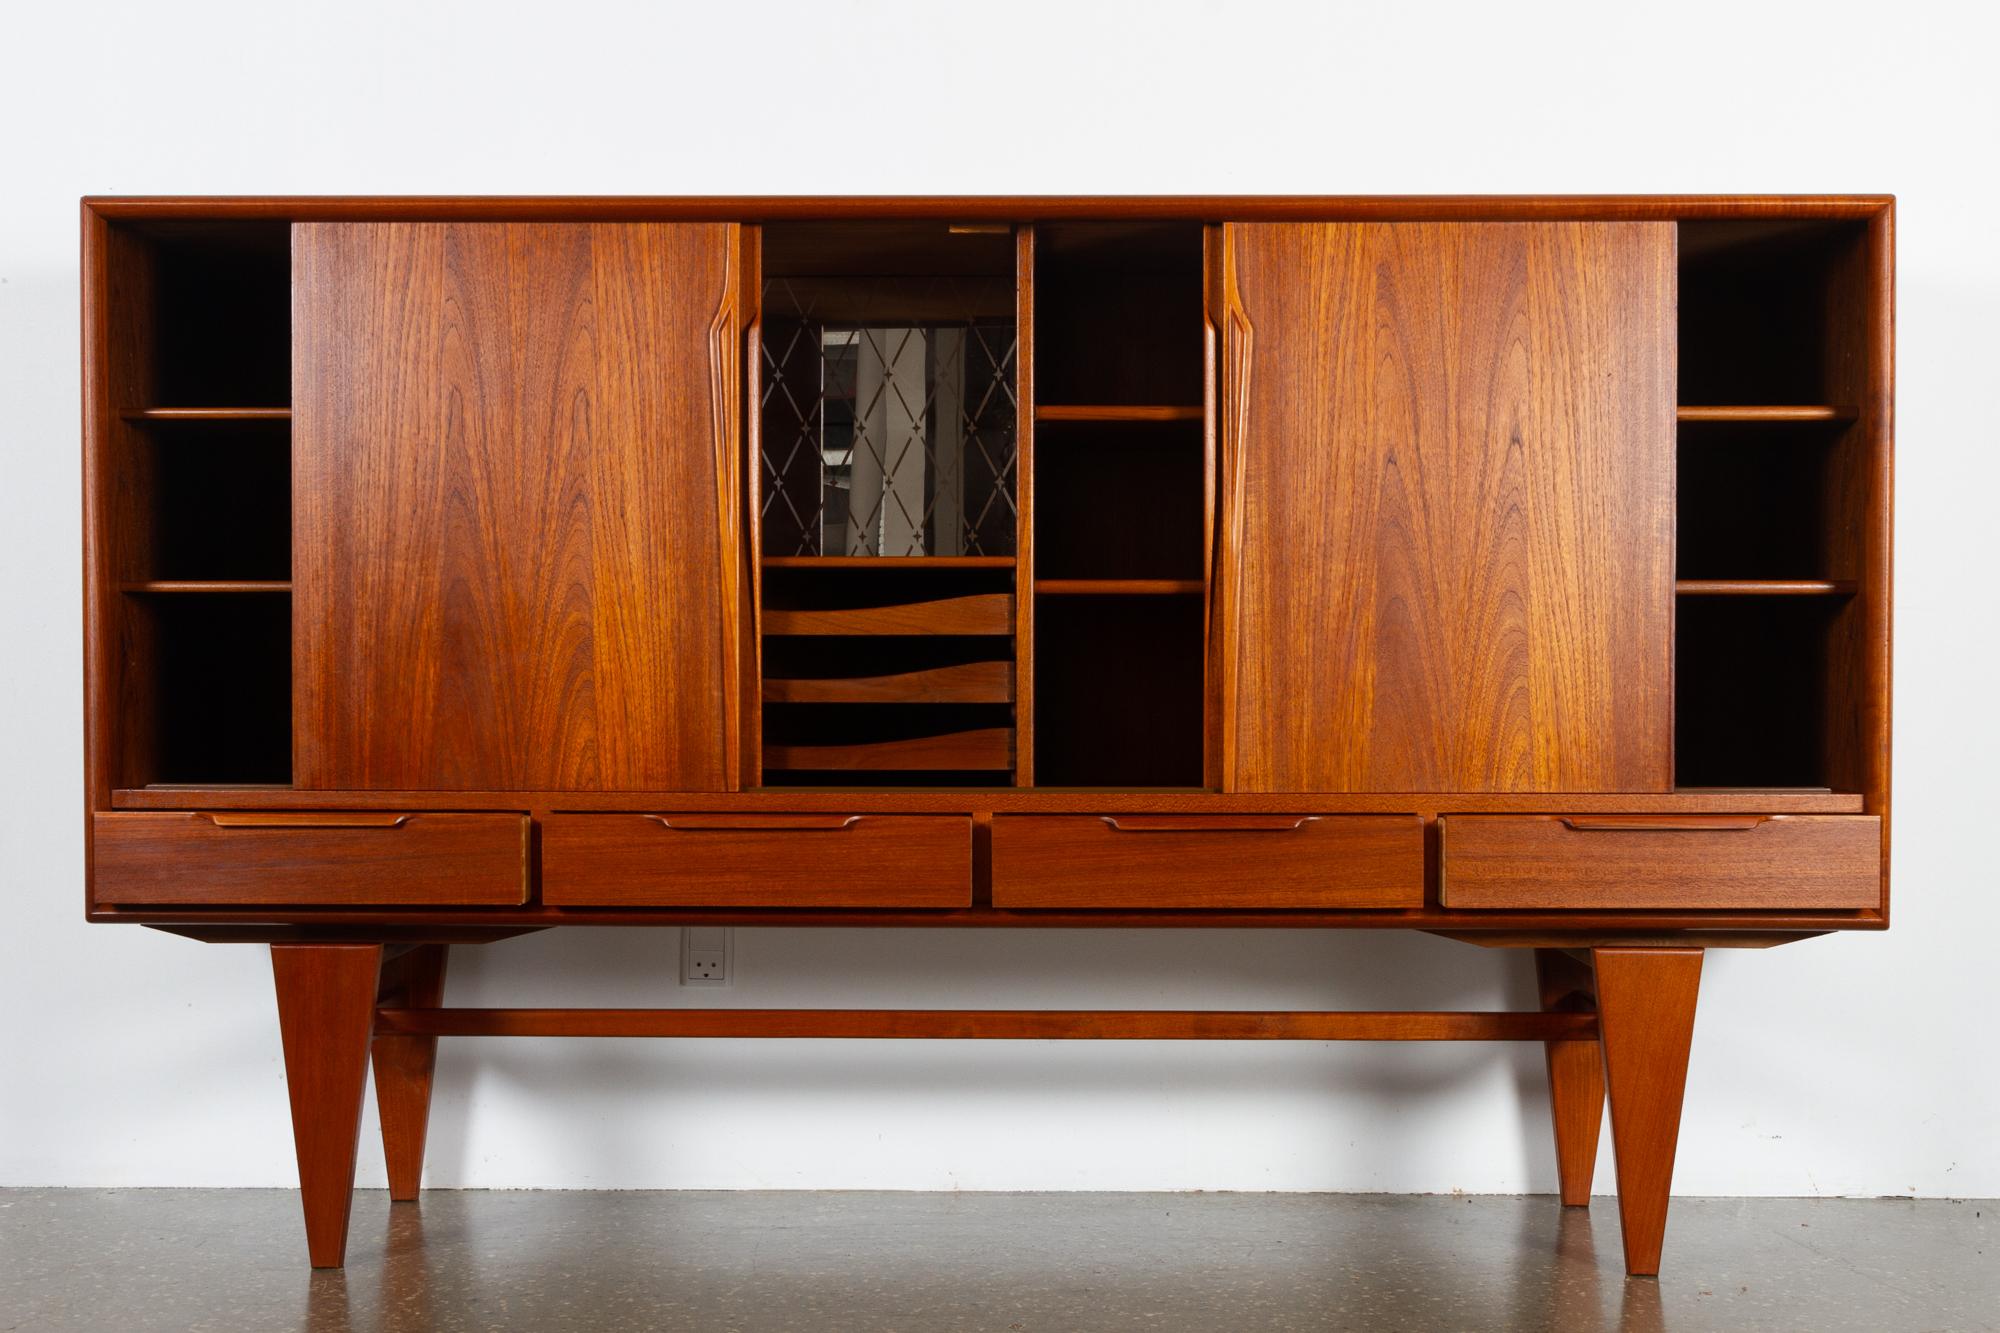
[992, 814, 1422, 908]
[643, 814, 864, 832]
[543, 813, 970, 908]
[204, 813, 411, 829]
[93, 812, 526, 906]
[1099, 815, 1317, 832]
[1557, 816, 1767, 832]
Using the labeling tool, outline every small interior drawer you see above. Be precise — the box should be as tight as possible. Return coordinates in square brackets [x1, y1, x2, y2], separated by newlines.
[542, 813, 973, 908]
[990, 814, 1423, 909]
[92, 811, 528, 906]
[1439, 814, 1882, 910]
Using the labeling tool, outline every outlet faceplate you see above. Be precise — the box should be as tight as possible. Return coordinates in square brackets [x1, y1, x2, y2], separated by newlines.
[680, 926, 732, 986]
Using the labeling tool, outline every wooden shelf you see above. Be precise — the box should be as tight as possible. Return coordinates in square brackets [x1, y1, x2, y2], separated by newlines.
[119, 581, 292, 594]
[1035, 579, 1203, 596]
[1676, 406, 1857, 423]
[122, 408, 293, 422]
[764, 728, 1014, 772]
[764, 661, 1013, 705]
[761, 556, 1015, 569]
[762, 594, 1013, 636]
[1035, 405, 1203, 423]
[1674, 580, 1857, 596]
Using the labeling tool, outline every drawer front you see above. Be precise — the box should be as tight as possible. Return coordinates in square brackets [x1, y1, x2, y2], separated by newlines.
[92, 812, 529, 906]
[542, 813, 973, 908]
[1439, 814, 1882, 910]
[990, 814, 1424, 909]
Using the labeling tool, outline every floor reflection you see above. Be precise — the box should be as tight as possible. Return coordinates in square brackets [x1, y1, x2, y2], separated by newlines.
[11, 1190, 1984, 1333]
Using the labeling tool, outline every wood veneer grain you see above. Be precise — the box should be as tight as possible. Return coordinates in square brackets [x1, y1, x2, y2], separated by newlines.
[1222, 221, 1676, 793]
[991, 813, 1422, 909]
[93, 811, 528, 906]
[542, 812, 973, 908]
[292, 221, 741, 791]
[1439, 814, 1881, 910]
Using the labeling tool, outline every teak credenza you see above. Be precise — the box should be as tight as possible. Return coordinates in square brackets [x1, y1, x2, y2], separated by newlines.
[79, 195, 1894, 1276]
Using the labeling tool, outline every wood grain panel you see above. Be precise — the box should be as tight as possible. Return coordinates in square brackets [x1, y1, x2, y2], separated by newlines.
[93, 811, 528, 905]
[991, 813, 1422, 908]
[542, 812, 972, 907]
[1439, 814, 1881, 909]
[292, 221, 741, 790]
[1220, 222, 1675, 792]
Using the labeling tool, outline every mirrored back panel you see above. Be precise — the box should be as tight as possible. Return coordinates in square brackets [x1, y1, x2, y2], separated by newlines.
[759, 223, 1019, 559]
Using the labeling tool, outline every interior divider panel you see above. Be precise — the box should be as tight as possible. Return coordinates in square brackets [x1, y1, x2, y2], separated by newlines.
[91, 811, 528, 906]
[1438, 814, 1882, 910]
[542, 813, 974, 908]
[990, 814, 1424, 909]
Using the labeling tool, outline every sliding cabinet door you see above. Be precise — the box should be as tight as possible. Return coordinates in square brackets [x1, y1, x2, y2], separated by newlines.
[293, 222, 749, 791]
[1217, 222, 1674, 793]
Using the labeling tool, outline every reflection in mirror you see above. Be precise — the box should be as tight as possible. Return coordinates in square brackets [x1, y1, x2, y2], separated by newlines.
[759, 272, 1018, 558]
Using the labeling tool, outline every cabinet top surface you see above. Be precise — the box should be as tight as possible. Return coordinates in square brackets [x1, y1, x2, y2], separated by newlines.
[82, 194, 1895, 222]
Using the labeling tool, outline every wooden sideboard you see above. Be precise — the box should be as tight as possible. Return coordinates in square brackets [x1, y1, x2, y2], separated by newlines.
[79, 195, 1894, 1276]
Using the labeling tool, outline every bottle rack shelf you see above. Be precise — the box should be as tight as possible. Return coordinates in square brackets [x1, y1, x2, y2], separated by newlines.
[754, 222, 1027, 786]
[763, 594, 1014, 637]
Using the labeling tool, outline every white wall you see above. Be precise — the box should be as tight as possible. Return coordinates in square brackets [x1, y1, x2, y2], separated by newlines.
[3, 0, 1995, 1197]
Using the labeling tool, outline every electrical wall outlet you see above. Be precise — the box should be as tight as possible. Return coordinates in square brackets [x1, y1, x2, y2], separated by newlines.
[680, 926, 732, 986]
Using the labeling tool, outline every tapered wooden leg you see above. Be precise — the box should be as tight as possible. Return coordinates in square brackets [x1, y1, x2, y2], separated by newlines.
[1593, 946, 1703, 1277]
[1536, 948, 1605, 1207]
[272, 943, 384, 1268]
[372, 944, 450, 1202]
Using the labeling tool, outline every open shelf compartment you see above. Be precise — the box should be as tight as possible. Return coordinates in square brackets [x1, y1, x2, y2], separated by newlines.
[1673, 218, 1876, 792]
[99, 218, 295, 789]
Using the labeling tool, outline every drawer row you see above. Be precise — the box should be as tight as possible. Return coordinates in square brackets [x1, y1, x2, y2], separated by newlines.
[92, 811, 1884, 913]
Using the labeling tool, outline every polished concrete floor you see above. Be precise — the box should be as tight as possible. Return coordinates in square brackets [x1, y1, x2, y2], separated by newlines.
[1, 1190, 1992, 1332]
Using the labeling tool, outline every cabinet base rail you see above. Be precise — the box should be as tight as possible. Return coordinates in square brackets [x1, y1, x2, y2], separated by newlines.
[273, 942, 1699, 1278]
[372, 1007, 1597, 1041]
